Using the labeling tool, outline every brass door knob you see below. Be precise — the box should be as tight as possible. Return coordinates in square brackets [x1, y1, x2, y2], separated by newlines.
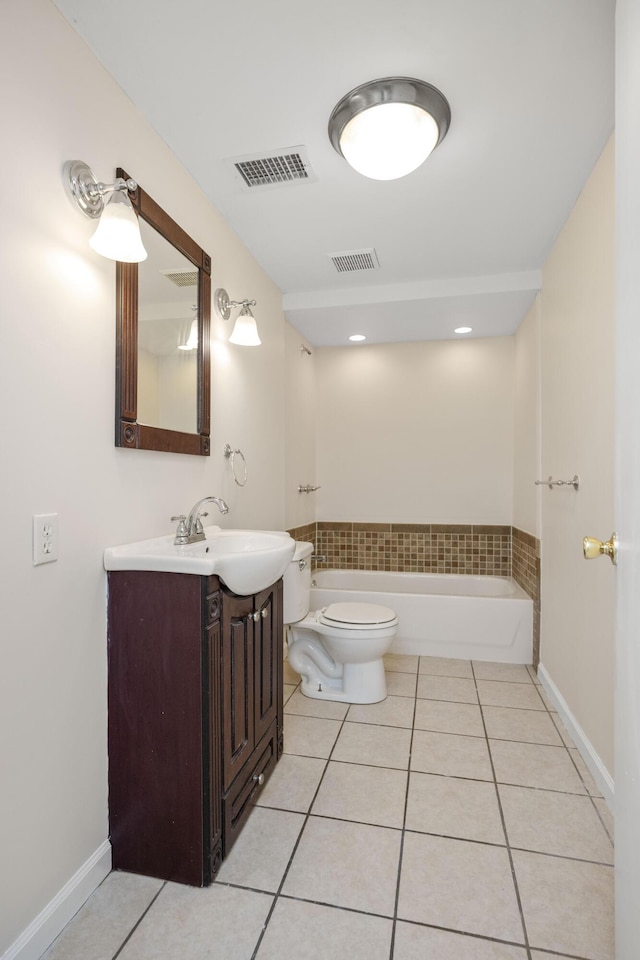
[583, 532, 618, 565]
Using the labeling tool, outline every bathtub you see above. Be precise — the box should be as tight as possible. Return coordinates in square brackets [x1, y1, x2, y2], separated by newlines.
[309, 569, 533, 664]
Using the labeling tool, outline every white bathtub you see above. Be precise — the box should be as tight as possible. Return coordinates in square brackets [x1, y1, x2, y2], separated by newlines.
[309, 570, 533, 664]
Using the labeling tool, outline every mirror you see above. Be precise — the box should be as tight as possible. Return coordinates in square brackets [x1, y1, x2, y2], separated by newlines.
[116, 169, 211, 455]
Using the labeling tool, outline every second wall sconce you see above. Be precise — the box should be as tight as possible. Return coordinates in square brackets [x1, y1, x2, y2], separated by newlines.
[63, 160, 148, 263]
[214, 288, 261, 346]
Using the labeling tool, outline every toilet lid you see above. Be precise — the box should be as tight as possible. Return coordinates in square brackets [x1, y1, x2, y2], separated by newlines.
[320, 602, 397, 627]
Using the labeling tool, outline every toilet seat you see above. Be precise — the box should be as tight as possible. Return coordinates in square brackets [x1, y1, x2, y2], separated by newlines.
[319, 602, 398, 630]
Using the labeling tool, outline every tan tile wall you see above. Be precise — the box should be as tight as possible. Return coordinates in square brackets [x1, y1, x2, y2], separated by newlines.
[286, 522, 316, 545]
[287, 522, 511, 576]
[512, 527, 541, 668]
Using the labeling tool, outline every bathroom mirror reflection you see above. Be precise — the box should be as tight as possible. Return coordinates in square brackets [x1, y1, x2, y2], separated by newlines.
[137, 221, 198, 435]
[116, 169, 211, 455]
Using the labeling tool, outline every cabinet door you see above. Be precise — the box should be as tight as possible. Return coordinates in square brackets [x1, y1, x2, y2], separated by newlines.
[221, 592, 255, 790]
[253, 583, 281, 747]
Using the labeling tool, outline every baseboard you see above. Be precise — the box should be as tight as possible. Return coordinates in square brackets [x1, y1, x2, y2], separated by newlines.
[2, 841, 112, 960]
[538, 662, 614, 808]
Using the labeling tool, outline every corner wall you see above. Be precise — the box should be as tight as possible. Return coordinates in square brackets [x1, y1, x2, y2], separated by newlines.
[539, 136, 615, 777]
[284, 323, 316, 532]
[512, 298, 542, 663]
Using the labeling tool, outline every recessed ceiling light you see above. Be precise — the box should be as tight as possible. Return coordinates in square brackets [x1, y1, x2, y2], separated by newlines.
[349, 334, 366, 342]
[454, 326, 472, 334]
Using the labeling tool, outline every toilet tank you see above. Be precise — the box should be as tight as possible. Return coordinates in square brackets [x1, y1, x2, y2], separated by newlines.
[282, 540, 314, 624]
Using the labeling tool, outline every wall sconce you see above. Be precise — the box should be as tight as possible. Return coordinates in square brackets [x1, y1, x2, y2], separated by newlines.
[63, 160, 147, 262]
[214, 288, 261, 346]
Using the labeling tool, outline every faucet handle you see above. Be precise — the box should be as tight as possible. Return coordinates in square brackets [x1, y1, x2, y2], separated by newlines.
[194, 511, 208, 535]
[171, 515, 188, 541]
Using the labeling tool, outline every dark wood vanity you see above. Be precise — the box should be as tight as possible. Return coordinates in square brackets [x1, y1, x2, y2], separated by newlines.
[107, 570, 283, 886]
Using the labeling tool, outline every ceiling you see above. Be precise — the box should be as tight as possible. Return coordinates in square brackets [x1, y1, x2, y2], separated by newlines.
[53, 0, 614, 346]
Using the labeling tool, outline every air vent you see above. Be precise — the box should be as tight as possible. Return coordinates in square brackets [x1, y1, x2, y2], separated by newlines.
[161, 269, 199, 288]
[329, 248, 380, 273]
[228, 146, 316, 190]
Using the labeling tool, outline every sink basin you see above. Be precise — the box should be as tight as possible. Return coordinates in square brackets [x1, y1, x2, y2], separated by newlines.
[104, 527, 296, 595]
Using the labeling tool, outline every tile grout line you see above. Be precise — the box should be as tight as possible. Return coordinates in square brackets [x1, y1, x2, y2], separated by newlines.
[471, 660, 534, 960]
[388, 661, 420, 959]
[247, 692, 353, 960]
[110, 881, 167, 960]
[533, 670, 613, 836]
[545, 705, 614, 848]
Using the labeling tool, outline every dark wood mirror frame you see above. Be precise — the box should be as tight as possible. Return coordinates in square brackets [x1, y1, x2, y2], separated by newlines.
[115, 168, 211, 456]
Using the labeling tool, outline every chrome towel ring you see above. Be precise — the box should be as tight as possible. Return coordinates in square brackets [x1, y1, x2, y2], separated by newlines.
[223, 443, 248, 487]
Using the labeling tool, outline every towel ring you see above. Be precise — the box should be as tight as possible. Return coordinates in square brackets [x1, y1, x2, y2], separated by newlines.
[223, 443, 247, 487]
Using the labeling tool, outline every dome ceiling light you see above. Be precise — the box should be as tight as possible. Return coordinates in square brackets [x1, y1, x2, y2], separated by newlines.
[328, 77, 451, 181]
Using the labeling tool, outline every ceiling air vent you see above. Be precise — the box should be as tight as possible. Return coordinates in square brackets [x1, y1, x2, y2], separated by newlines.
[229, 146, 316, 191]
[329, 248, 380, 273]
[161, 269, 199, 288]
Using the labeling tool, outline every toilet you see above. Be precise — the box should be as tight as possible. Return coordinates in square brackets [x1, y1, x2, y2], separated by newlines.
[283, 541, 398, 704]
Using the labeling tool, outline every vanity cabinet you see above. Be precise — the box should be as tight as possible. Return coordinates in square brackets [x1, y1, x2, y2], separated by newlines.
[107, 571, 283, 887]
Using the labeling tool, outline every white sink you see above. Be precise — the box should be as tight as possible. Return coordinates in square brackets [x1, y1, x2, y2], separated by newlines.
[104, 527, 296, 595]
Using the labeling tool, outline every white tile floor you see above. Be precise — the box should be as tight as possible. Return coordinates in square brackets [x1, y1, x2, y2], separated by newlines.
[41, 655, 614, 960]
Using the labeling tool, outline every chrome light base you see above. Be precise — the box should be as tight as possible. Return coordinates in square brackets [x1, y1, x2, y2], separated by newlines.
[328, 77, 451, 159]
[215, 287, 232, 320]
[63, 160, 137, 219]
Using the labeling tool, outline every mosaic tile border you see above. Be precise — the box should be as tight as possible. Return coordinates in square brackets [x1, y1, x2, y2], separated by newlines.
[313, 523, 511, 577]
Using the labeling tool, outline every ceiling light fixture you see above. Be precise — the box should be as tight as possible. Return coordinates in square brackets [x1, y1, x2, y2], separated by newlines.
[215, 288, 261, 346]
[63, 160, 147, 262]
[454, 326, 472, 334]
[349, 334, 366, 342]
[328, 77, 451, 181]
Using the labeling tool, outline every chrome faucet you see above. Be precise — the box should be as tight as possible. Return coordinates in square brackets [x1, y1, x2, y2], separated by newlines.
[172, 496, 229, 545]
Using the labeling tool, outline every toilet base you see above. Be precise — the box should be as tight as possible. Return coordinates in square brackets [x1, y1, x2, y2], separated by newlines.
[298, 658, 387, 704]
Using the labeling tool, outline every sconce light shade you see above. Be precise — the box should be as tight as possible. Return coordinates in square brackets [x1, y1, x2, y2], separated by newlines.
[64, 160, 147, 262]
[215, 288, 261, 346]
[328, 77, 450, 180]
[229, 304, 261, 346]
[178, 317, 199, 351]
[89, 190, 148, 262]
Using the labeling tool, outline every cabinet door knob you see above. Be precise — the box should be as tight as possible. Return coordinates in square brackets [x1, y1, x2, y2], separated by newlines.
[248, 611, 259, 622]
[261, 608, 268, 619]
[253, 773, 265, 786]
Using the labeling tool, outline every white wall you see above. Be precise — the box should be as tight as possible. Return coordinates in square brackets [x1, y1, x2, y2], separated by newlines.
[315, 338, 515, 523]
[284, 323, 317, 529]
[512, 298, 541, 538]
[0, 1, 286, 954]
[539, 136, 615, 776]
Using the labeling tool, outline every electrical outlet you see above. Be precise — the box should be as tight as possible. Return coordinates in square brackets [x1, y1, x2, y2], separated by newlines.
[33, 513, 58, 565]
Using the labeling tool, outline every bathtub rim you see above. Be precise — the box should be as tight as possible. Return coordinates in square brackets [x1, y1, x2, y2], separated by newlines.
[310, 567, 530, 601]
